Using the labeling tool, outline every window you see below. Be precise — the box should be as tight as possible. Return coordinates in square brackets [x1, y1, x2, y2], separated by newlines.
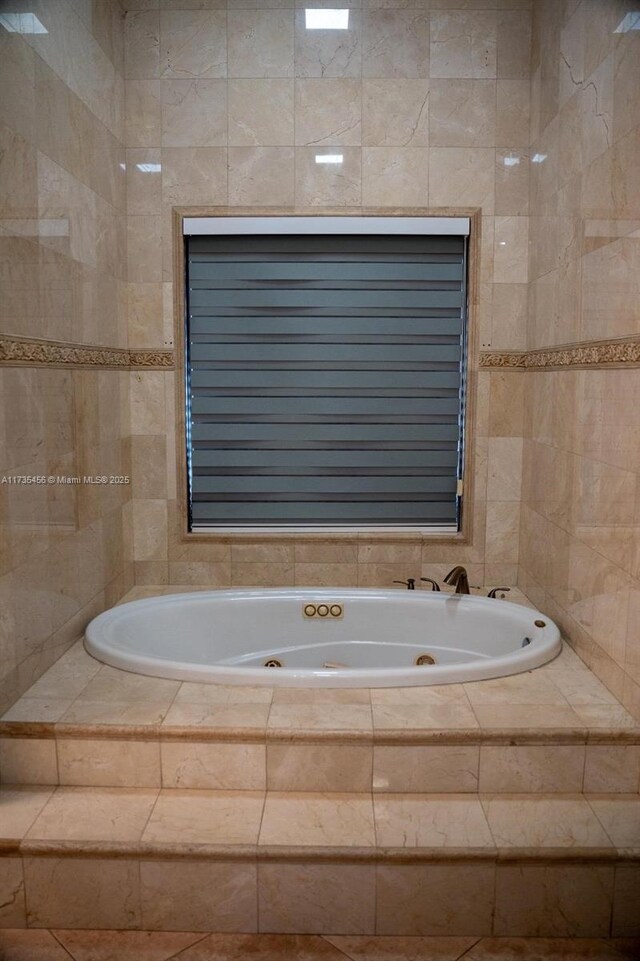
[184, 217, 469, 533]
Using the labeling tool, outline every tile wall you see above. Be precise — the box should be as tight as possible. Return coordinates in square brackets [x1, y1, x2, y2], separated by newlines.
[519, 0, 640, 719]
[0, 1, 132, 713]
[124, 0, 533, 590]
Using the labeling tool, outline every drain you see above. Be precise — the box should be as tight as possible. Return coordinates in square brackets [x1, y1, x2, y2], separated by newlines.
[264, 658, 283, 668]
[415, 653, 437, 666]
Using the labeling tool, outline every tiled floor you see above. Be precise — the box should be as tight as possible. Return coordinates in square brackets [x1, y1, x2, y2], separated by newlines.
[2, 585, 638, 735]
[0, 930, 639, 961]
[3, 784, 639, 852]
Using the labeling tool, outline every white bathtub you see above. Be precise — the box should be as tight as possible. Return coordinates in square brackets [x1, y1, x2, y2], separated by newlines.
[85, 588, 561, 688]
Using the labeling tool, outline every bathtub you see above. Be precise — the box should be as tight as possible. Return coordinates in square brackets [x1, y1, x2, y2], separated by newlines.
[85, 588, 561, 688]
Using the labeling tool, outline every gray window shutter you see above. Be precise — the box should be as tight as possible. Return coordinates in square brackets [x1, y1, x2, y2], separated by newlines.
[186, 233, 467, 528]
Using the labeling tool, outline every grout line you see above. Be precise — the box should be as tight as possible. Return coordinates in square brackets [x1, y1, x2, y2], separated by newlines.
[166, 932, 212, 961]
[454, 937, 484, 960]
[48, 929, 77, 960]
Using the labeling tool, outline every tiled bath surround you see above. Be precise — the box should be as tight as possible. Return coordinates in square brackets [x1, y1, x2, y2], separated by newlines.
[124, 0, 532, 592]
[519, 1, 640, 721]
[0, 3, 132, 714]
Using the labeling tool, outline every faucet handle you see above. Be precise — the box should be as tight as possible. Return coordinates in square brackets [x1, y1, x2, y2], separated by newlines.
[420, 577, 441, 592]
[393, 578, 416, 590]
[488, 587, 511, 599]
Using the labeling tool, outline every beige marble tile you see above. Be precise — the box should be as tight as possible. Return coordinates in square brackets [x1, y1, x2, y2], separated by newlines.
[372, 702, 479, 731]
[362, 11, 429, 79]
[374, 794, 494, 848]
[141, 860, 257, 932]
[228, 147, 295, 205]
[612, 865, 640, 937]
[479, 745, 585, 793]
[125, 79, 162, 147]
[162, 702, 270, 729]
[172, 934, 355, 960]
[126, 148, 162, 214]
[373, 745, 479, 793]
[260, 792, 375, 847]
[0, 786, 54, 839]
[161, 80, 227, 146]
[125, 10, 160, 79]
[494, 864, 614, 937]
[60, 699, 172, 725]
[496, 79, 530, 145]
[51, 930, 205, 961]
[464, 674, 568, 708]
[56, 739, 161, 788]
[295, 8, 361, 79]
[27, 786, 158, 842]
[77, 664, 179, 705]
[362, 148, 428, 207]
[371, 685, 470, 706]
[0, 929, 70, 958]
[0, 697, 72, 723]
[296, 147, 362, 205]
[324, 936, 479, 961]
[295, 80, 361, 147]
[588, 796, 640, 849]
[428, 147, 494, 212]
[0, 859, 26, 928]
[162, 146, 227, 206]
[161, 742, 266, 790]
[362, 80, 429, 147]
[481, 795, 613, 848]
[0, 738, 58, 785]
[228, 9, 294, 78]
[430, 79, 496, 147]
[376, 864, 494, 935]
[143, 788, 264, 844]
[472, 703, 585, 731]
[267, 744, 372, 792]
[268, 703, 372, 733]
[175, 683, 273, 705]
[228, 80, 294, 146]
[430, 11, 496, 79]
[160, 10, 226, 78]
[24, 857, 141, 929]
[258, 862, 376, 934]
[584, 746, 640, 794]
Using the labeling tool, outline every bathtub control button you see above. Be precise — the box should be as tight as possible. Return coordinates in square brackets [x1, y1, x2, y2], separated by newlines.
[534, 619, 546, 628]
[304, 604, 317, 617]
[317, 604, 329, 617]
[330, 604, 343, 617]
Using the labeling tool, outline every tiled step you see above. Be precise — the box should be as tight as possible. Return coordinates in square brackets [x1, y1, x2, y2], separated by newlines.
[2, 640, 639, 793]
[1, 726, 639, 794]
[1, 786, 639, 936]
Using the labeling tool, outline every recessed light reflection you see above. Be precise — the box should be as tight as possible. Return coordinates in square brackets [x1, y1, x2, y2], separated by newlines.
[614, 12, 640, 32]
[305, 8, 349, 30]
[503, 156, 520, 167]
[315, 154, 344, 164]
[531, 153, 547, 163]
[136, 163, 162, 173]
[0, 12, 47, 33]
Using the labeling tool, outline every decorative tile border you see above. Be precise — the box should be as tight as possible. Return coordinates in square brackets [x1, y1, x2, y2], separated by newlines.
[480, 338, 640, 371]
[0, 336, 174, 370]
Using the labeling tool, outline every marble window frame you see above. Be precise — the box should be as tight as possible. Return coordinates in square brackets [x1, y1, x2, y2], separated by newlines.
[171, 206, 482, 546]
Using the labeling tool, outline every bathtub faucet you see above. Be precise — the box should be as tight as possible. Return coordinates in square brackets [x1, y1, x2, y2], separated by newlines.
[444, 565, 470, 594]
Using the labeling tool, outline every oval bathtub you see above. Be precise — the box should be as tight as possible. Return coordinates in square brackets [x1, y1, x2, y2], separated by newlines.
[84, 588, 561, 688]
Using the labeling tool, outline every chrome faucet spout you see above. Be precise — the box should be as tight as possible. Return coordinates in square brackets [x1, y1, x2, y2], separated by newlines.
[443, 565, 470, 594]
